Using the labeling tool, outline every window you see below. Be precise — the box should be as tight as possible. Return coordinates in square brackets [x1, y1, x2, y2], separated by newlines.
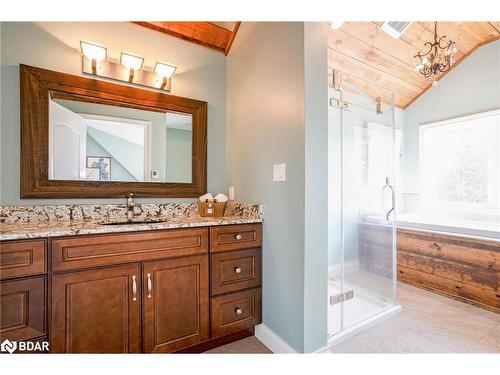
[419, 109, 500, 217]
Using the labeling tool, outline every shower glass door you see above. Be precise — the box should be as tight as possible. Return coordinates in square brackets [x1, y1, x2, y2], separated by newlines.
[328, 82, 398, 338]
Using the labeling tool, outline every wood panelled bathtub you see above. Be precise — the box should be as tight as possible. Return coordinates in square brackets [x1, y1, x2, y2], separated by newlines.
[360, 224, 499, 313]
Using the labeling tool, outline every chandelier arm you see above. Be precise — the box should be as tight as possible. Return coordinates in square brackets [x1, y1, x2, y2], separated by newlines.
[438, 36, 452, 50]
[421, 41, 434, 57]
[437, 64, 451, 73]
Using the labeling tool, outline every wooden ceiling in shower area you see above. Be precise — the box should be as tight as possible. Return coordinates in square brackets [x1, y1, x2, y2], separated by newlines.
[328, 22, 500, 108]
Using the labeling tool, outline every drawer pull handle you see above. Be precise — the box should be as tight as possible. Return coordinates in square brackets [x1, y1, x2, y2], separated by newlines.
[235, 307, 243, 315]
[235, 234, 242, 240]
[132, 275, 137, 302]
[147, 273, 152, 299]
[234, 267, 242, 274]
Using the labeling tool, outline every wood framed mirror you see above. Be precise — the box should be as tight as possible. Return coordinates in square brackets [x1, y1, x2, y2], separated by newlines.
[20, 64, 207, 198]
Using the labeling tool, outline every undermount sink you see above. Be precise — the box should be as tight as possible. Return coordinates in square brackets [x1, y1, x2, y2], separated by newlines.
[99, 218, 168, 226]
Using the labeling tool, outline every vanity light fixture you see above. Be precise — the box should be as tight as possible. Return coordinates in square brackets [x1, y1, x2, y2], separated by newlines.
[120, 52, 144, 82]
[154, 62, 177, 90]
[80, 40, 177, 92]
[80, 40, 107, 75]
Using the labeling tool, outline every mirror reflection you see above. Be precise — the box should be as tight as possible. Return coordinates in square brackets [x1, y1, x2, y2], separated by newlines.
[48, 94, 193, 183]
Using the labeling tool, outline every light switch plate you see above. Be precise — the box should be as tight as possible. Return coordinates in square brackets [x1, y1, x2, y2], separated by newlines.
[273, 163, 286, 182]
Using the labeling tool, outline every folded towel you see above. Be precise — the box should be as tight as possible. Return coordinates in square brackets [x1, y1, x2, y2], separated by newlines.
[199, 193, 214, 202]
[214, 193, 229, 203]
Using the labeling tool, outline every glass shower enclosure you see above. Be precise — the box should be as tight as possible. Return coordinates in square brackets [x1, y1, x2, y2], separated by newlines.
[327, 71, 400, 341]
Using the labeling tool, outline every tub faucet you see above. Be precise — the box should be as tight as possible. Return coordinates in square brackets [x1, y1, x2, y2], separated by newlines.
[127, 193, 135, 221]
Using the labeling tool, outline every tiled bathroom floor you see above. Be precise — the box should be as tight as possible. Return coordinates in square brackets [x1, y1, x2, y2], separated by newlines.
[206, 282, 499, 354]
[204, 336, 272, 353]
[322, 282, 500, 353]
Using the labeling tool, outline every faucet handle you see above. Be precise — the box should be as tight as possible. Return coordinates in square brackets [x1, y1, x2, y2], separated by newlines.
[127, 193, 135, 207]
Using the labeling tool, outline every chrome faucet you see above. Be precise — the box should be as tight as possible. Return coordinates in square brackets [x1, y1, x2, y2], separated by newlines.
[127, 193, 136, 221]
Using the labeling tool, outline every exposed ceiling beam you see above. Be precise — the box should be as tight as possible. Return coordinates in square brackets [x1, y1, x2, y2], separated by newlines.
[132, 21, 240, 55]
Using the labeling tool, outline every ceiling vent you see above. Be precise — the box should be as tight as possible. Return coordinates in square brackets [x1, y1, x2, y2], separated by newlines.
[380, 21, 411, 39]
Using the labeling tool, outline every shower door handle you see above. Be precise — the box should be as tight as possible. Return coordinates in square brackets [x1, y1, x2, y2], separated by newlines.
[382, 177, 395, 221]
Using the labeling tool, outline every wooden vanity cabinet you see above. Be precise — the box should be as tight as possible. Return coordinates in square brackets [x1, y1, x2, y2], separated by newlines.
[0, 239, 47, 343]
[0, 276, 46, 341]
[142, 255, 209, 353]
[51, 264, 142, 353]
[1, 223, 262, 353]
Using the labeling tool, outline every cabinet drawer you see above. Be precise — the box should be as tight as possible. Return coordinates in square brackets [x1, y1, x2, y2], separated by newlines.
[51, 228, 208, 272]
[0, 240, 46, 280]
[210, 224, 262, 253]
[210, 287, 261, 338]
[211, 248, 261, 295]
[1, 276, 46, 341]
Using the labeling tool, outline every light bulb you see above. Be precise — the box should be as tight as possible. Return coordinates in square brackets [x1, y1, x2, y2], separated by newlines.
[80, 41, 107, 62]
[120, 52, 144, 71]
[154, 62, 177, 78]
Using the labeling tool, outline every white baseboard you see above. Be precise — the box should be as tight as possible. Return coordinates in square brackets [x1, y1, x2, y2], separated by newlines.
[254, 324, 298, 353]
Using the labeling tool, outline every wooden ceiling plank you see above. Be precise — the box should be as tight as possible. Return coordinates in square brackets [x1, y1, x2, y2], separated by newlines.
[339, 73, 408, 108]
[489, 22, 500, 33]
[341, 22, 421, 67]
[401, 22, 466, 61]
[209, 22, 237, 31]
[328, 28, 431, 89]
[419, 22, 479, 52]
[328, 49, 383, 82]
[457, 22, 500, 40]
[328, 49, 422, 98]
[132, 21, 231, 53]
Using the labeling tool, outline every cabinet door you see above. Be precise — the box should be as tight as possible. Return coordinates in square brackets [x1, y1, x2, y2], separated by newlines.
[51, 264, 141, 353]
[143, 255, 209, 353]
[0, 276, 46, 341]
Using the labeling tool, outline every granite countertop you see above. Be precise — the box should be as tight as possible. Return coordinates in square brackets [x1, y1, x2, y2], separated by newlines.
[0, 215, 263, 241]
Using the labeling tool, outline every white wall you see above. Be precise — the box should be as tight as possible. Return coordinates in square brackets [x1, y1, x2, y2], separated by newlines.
[227, 22, 307, 352]
[227, 22, 329, 353]
[403, 40, 500, 208]
[303, 22, 329, 353]
[0, 22, 226, 205]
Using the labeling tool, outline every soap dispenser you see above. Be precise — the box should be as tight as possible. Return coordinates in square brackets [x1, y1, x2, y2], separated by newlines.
[225, 186, 236, 216]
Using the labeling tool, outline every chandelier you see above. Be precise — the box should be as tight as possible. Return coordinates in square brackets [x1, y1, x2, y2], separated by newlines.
[414, 22, 457, 81]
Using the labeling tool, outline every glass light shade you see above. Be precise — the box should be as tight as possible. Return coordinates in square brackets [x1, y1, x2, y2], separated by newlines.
[120, 52, 144, 71]
[80, 41, 107, 62]
[154, 62, 177, 78]
[330, 21, 344, 30]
